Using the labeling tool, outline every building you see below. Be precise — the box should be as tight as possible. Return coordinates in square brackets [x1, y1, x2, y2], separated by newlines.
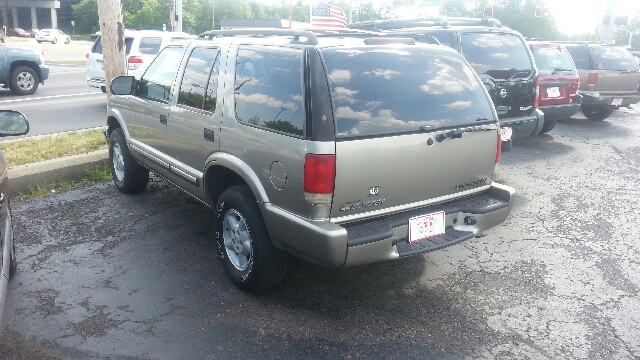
[0, 0, 77, 32]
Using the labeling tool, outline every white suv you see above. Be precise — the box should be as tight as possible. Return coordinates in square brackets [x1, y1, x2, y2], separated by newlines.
[86, 30, 196, 92]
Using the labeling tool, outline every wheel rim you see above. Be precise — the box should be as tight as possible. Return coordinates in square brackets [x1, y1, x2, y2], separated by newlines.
[222, 209, 252, 271]
[16, 72, 35, 91]
[111, 141, 125, 181]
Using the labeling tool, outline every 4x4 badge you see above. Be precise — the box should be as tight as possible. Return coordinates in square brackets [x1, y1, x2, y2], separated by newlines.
[369, 186, 379, 195]
[499, 89, 508, 98]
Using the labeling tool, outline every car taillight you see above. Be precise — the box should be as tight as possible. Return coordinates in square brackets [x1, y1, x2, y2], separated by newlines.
[128, 56, 144, 69]
[86, 53, 89, 59]
[304, 154, 335, 205]
[534, 78, 540, 108]
[496, 132, 502, 163]
[588, 73, 598, 85]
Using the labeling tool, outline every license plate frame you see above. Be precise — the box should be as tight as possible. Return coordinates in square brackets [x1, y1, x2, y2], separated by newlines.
[409, 211, 445, 243]
[546, 87, 560, 98]
[611, 98, 623, 106]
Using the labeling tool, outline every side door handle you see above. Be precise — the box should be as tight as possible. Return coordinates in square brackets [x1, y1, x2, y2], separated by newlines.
[160, 115, 167, 125]
[203, 128, 214, 142]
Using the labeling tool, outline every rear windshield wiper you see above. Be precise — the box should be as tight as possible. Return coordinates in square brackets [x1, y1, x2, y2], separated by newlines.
[508, 69, 532, 80]
[552, 68, 573, 74]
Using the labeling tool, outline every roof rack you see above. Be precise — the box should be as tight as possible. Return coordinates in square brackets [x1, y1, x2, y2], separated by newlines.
[347, 16, 503, 31]
[198, 29, 318, 45]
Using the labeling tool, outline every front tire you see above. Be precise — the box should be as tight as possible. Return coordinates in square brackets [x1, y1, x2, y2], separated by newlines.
[582, 105, 613, 121]
[215, 185, 289, 292]
[64, 37, 70, 44]
[108, 128, 149, 194]
[9, 66, 39, 96]
[51, 37, 57, 44]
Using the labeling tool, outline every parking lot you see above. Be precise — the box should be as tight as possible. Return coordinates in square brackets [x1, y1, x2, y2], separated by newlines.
[2, 107, 640, 359]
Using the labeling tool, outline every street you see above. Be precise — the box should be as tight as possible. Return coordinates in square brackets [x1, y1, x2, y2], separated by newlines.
[2, 106, 639, 359]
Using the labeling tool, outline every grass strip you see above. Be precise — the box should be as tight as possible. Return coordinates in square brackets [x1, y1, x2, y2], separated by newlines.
[13, 165, 112, 202]
[0, 129, 107, 167]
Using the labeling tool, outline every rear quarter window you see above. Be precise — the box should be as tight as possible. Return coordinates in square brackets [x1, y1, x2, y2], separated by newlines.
[565, 46, 589, 69]
[92, 37, 134, 55]
[138, 37, 163, 55]
[322, 45, 495, 138]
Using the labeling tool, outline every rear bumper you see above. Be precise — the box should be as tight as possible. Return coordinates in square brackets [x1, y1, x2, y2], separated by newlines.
[580, 91, 640, 107]
[539, 97, 582, 122]
[261, 183, 515, 268]
[86, 75, 106, 92]
[499, 108, 544, 139]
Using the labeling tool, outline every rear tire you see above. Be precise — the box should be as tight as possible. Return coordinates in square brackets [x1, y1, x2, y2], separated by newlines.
[36, 40, 42, 43]
[501, 139, 512, 152]
[52, 37, 57, 44]
[108, 128, 149, 194]
[64, 37, 70, 44]
[215, 185, 289, 292]
[9, 66, 39, 96]
[582, 105, 613, 121]
[538, 118, 557, 135]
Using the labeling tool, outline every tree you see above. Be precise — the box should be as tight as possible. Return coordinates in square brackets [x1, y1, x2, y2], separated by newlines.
[97, 0, 127, 98]
[614, 11, 640, 48]
[71, 0, 100, 34]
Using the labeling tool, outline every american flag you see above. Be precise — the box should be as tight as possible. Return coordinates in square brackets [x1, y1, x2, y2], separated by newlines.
[311, 3, 348, 28]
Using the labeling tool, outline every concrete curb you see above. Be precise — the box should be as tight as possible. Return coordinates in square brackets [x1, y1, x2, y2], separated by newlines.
[7, 149, 109, 197]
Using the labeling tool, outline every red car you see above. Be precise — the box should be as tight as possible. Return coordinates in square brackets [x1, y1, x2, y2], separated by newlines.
[6, 28, 31, 38]
[528, 41, 582, 134]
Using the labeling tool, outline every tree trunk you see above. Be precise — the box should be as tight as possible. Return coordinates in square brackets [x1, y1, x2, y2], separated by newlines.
[97, 0, 126, 98]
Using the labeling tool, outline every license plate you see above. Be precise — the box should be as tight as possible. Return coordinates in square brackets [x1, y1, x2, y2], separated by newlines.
[611, 98, 623, 106]
[499, 126, 513, 141]
[409, 211, 445, 243]
[546, 87, 560, 98]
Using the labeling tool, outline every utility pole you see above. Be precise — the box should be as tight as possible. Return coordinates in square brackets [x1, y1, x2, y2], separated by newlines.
[97, 0, 126, 98]
[175, 0, 182, 32]
[212, 0, 215, 30]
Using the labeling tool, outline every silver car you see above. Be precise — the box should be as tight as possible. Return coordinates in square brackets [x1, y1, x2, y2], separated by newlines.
[105, 29, 514, 291]
[0, 110, 30, 337]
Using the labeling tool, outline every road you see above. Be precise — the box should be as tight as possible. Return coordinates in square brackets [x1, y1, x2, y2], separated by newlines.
[0, 38, 106, 137]
[2, 106, 640, 359]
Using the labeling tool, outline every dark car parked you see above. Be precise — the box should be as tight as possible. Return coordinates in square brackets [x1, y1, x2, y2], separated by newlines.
[528, 41, 582, 134]
[6, 28, 31, 38]
[0, 110, 30, 337]
[348, 17, 545, 149]
[557, 42, 640, 121]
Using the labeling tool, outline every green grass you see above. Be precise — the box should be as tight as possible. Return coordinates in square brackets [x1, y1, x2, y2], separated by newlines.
[0, 129, 107, 167]
[14, 165, 113, 202]
[48, 60, 88, 66]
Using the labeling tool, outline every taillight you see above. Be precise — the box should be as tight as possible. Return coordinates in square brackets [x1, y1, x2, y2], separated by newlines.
[304, 154, 336, 205]
[588, 73, 598, 85]
[85, 53, 89, 59]
[128, 56, 144, 69]
[534, 78, 540, 108]
[496, 132, 502, 163]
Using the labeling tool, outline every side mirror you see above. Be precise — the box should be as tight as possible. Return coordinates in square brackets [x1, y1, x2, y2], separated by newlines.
[0, 110, 29, 137]
[110, 76, 137, 96]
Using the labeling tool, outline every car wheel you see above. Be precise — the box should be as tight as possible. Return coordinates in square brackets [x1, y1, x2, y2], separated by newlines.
[64, 37, 70, 44]
[582, 105, 613, 121]
[36, 40, 42, 43]
[51, 37, 57, 44]
[9, 66, 39, 96]
[215, 185, 289, 292]
[108, 128, 149, 194]
[9, 231, 16, 279]
[501, 139, 512, 152]
[538, 118, 557, 135]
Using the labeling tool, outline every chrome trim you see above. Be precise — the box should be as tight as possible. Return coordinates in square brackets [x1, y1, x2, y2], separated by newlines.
[130, 143, 170, 169]
[171, 166, 198, 186]
[330, 184, 492, 224]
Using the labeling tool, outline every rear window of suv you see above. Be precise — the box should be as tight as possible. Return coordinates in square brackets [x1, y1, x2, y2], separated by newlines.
[138, 37, 163, 55]
[322, 46, 495, 138]
[531, 47, 576, 75]
[92, 37, 134, 55]
[591, 46, 638, 71]
[460, 33, 532, 79]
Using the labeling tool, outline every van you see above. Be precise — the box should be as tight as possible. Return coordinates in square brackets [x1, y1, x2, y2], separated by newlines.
[86, 30, 196, 92]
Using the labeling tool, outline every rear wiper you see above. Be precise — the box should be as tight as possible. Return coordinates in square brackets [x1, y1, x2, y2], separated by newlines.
[552, 68, 573, 74]
[507, 69, 532, 80]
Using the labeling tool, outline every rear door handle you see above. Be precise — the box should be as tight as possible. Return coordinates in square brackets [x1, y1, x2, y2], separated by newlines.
[160, 115, 167, 125]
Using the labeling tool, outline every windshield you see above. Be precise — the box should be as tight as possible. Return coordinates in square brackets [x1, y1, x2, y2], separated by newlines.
[592, 46, 638, 71]
[461, 33, 533, 79]
[532, 46, 576, 75]
[322, 45, 495, 139]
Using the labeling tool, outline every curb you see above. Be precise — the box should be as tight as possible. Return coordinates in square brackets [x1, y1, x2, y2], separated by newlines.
[7, 149, 109, 197]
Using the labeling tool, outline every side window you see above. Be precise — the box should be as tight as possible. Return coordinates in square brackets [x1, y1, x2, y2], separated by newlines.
[566, 46, 589, 70]
[138, 46, 184, 102]
[92, 38, 102, 54]
[234, 46, 304, 137]
[177, 47, 220, 112]
[139, 37, 163, 55]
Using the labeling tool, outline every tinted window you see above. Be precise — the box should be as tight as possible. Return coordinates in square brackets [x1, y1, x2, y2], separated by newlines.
[565, 46, 589, 69]
[235, 46, 304, 137]
[531, 47, 576, 75]
[322, 45, 494, 138]
[461, 33, 533, 79]
[177, 47, 220, 112]
[139, 46, 184, 102]
[92, 37, 134, 55]
[139, 37, 163, 55]
[592, 46, 638, 71]
[430, 33, 454, 48]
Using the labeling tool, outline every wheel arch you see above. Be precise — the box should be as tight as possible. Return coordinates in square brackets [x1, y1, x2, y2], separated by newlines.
[204, 154, 270, 207]
[9, 61, 41, 82]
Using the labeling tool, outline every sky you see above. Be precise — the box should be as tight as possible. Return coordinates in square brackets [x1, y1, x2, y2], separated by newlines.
[257, 0, 640, 36]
